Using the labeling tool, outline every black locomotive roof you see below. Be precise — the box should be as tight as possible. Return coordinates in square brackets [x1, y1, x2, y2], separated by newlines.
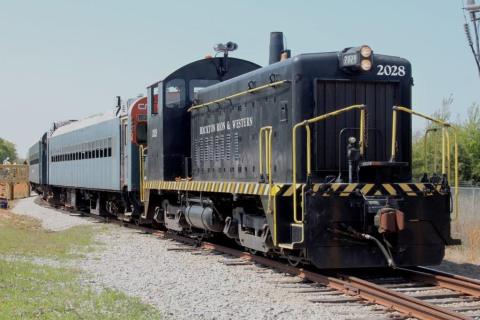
[147, 57, 261, 89]
[195, 51, 411, 104]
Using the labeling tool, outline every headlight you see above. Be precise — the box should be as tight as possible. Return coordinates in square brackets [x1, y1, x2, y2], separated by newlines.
[360, 45, 372, 58]
[339, 45, 374, 72]
[360, 59, 372, 71]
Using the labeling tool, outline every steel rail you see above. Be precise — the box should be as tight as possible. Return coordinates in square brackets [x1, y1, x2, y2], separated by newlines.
[401, 267, 480, 297]
[337, 274, 470, 320]
[156, 230, 469, 320]
[39, 199, 474, 320]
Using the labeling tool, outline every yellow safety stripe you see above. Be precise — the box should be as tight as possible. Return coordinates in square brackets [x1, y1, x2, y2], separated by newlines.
[144, 180, 444, 198]
[145, 180, 284, 196]
[360, 184, 374, 194]
[340, 183, 358, 197]
[382, 184, 397, 196]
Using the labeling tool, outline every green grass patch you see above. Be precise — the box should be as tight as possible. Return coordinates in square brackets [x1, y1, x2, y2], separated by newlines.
[0, 259, 162, 320]
[0, 209, 162, 319]
[0, 209, 96, 259]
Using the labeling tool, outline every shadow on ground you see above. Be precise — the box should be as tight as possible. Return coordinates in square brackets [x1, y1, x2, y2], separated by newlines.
[433, 260, 480, 280]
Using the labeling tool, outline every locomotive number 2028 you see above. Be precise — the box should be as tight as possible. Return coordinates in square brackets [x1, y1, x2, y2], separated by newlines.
[377, 64, 406, 77]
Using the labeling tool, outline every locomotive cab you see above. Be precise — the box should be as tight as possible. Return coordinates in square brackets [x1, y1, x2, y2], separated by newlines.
[142, 54, 260, 225]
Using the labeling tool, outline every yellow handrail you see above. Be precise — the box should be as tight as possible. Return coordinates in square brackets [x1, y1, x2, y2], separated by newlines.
[139, 145, 146, 202]
[444, 129, 451, 182]
[292, 104, 366, 224]
[188, 80, 289, 112]
[259, 126, 279, 244]
[423, 128, 439, 174]
[442, 127, 446, 175]
[391, 106, 459, 220]
[259, 126, 273, 182]
[259, 126, 274, 216]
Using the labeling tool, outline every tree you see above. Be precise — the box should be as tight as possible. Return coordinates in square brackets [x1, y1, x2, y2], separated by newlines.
[0, 138, 18, 163]
[411, 100, 480, 185]
[460, 103, 480, 183]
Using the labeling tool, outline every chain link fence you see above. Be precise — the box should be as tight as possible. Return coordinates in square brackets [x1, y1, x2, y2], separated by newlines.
[457, 187, 480, 221]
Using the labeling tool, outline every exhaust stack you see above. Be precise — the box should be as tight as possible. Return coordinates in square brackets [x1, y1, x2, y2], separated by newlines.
[269, 32, 284, 64]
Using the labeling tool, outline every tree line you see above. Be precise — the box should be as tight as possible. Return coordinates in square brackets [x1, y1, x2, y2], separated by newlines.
[0, 138, 18, 163]
[411, 97, 480, 186]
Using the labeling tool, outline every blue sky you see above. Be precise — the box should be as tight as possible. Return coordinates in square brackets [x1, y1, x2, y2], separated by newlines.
[0, 0, 478, 157]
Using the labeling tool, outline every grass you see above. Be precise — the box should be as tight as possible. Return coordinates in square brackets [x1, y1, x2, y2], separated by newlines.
[0, 209, 162, 319]
[446, 217, 480, 264]
[0, 210, 95, 259]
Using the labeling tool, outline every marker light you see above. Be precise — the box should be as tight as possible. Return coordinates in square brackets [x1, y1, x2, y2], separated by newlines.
[360, 45, 372, 58]
[360, 59, 372, 71]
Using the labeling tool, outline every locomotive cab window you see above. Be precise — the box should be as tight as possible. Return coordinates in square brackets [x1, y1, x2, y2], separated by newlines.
[165, 79, 185, 109]
[190, 79, 220, 101]
[149, 86, 159, 115]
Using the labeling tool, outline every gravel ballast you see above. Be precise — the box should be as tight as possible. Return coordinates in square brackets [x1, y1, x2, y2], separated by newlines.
[11, 197, 93, 231]
[10, 197, 405, 319]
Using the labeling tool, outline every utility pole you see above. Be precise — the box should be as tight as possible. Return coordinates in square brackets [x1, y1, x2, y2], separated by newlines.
[464, 0, 480, 77]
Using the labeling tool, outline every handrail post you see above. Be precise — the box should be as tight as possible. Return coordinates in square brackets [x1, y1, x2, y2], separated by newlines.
[390, 107, 398, 161]
[453, 130, 459, 220]
[360, 108, 366, 157]
[265, 129, 270, 179]
[267, 129, 273, 188]
[444, 129, 451, 182]
[423, 128, 440, 174]
[139, 145, 145, 202]
[259, 129, 264, 180]
[292, 122, 302, 224]
[259, 126, 273, 183]
[442, 127, 446, 175]
[305, 124, 312, 181]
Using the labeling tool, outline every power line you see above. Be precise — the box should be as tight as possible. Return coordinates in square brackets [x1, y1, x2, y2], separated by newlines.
[463, 0, 480, 77]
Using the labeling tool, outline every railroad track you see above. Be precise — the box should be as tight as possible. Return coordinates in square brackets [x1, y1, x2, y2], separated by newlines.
[38, 198, 480, 320]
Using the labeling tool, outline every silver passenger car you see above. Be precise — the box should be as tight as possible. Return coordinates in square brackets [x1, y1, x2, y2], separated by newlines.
[48, 112, 122, 191]
[27, 141, 41, 185]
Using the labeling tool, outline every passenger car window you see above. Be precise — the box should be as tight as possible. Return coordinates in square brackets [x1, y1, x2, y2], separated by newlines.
[165, 79, 185, 109]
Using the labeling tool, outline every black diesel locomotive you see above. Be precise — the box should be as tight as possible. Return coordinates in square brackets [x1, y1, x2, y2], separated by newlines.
[33, 32, 460, 269]
[142, 32, 459, 268]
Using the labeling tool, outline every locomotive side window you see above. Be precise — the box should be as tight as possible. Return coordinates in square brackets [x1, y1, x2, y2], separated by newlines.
[190, 79, 219, 101]
[165, 79, 185, 109]
[149, 86, 158, 115]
